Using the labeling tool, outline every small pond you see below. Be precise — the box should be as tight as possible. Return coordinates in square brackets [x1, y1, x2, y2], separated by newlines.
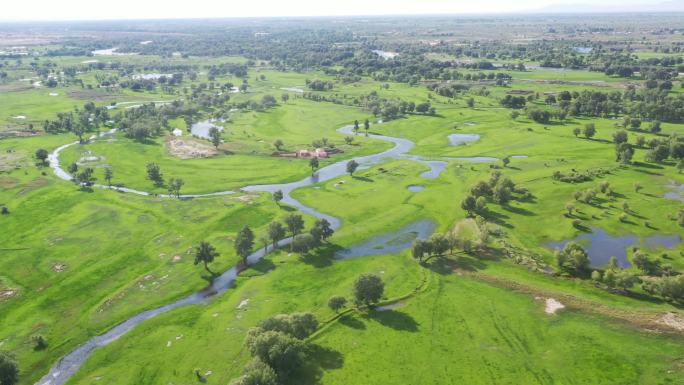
[335, 220, 436, 259]
[372, 50, 399, 60]
[191, 120, 224, 139]
[546, 227, 681, 268]
[448, 133, 480, 146]
[407, 185, 425, 192]
[664, 181, 684, 202]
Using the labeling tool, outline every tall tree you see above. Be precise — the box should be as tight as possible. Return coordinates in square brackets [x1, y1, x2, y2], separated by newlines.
[364, 119, 370, 136]
[35, 148, 49, 165]
[104, 168, 113, 186]
[309, 157, 319, 175]
[235, 225, 255, 266]
[194, 241, 219, 274]
[268, 221, 286, 249]
[284, 214, 305, 248]
[346, 160, 359, 176]
[273, 190, 284, 206]
[209, 126, 222, 149]
[167, 178, 184, 198]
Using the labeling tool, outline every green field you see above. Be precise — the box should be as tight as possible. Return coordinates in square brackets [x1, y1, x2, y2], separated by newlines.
[2, 16, 684, 385]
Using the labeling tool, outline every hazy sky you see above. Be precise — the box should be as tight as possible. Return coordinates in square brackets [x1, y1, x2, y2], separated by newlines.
[0, 0, 671, 21]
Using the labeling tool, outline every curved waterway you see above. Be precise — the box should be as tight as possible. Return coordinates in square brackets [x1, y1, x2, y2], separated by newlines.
[39, 123, 498, 385]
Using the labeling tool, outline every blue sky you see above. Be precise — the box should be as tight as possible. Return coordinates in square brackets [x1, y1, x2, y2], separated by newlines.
[0, 0, 675, 21]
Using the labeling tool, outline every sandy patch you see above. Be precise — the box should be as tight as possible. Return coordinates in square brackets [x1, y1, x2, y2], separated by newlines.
[0, 289, 17, 301]
[12, 115, 26, 119]
[237, 299, 249, 309]
[172, 255, 182, 263]
[49, 93, 59, 96]
[52, 263, 67, 272]
[167, 138, 218, 159]
[544, 298, 565, 314]
[659, 313, 684, 331]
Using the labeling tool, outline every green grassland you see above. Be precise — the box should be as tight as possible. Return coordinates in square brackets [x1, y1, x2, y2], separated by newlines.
[2, 51, 684, 385]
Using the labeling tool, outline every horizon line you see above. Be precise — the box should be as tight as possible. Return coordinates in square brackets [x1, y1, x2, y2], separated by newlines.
[1, 10, 683, 23]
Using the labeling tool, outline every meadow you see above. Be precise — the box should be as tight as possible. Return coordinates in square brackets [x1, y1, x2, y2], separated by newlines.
[1, 22, 684, 385]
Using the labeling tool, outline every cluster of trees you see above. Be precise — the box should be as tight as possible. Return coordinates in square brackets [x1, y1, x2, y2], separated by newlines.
[145, 163, 184, 196]
[300, 90, 434, 120]
[306, 78, 334, 91]
[230, 312, 318, 385]
[460, 171, 528, 216]
[42, 102, 111, 140]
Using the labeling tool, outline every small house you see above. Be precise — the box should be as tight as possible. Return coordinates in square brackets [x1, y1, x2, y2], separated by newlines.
[172, 128, 183, 136]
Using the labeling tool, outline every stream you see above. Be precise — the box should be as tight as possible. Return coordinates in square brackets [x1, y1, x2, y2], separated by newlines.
[39, 123, 499, 385]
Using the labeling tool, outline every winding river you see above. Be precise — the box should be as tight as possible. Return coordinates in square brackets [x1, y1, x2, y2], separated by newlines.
[38, 123, 497, 385]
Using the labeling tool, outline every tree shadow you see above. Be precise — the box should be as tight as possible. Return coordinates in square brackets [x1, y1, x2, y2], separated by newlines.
[352, 176, 374, 183]
[338, 314, 366, 330]
[280, 205, 296, 212]
[299, 243, 345, 268]
[448, 254, 487, 272]
[483, 210, 513, 229]
[294, 344, 345, 385]
[502, 204, 535, 216]
[367, 309, 419, 332]
[249, 258, 277, 275]
[632, 161, 664, 170]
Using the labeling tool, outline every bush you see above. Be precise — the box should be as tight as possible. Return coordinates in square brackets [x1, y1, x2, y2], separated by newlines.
[328, 296, 347, 313]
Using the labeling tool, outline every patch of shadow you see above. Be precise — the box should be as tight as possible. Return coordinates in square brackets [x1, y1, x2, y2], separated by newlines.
[448, 255, 487, 272]
[249, 258, 277, 275]
[338, 314, 366, 330]
[300, 243, 344, 268]
[502, 204, 535, 216]
[352, 176, 374, 183]
[296, 344, 345, 385]
[368, 309, 419, 332]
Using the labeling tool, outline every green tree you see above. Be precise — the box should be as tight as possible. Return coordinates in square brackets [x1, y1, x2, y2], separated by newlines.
[167, 178, 184, 198]
[244, 329, 305, 379]
[328, 296, 347, 313]
[309, 157, 319, 175]
[583, 123, 596, 139]
[209, 126, 222, 149]
[146, 163, 164, 187]
[461, 195, 477, 217]
[104, 168, 113, 186]
[272, 190, 283, 206]
[268, 221, 286, 249]
[572, 127, 581, 137]
[0, 350, 18, 385]
[229, 358, 278, 385]
[194, 241, 219, 274]
[235, 225, 255, 266]
[284, 214, 305, 246]
[346, 160, 359, 176]
[273, 139, 284, 151]
[612, 130, 628, 145]
[35, 148, 49, 165]
[310, 218, 334, 244]
[353, 273, 384, 306]
[555, 242, 590, 277]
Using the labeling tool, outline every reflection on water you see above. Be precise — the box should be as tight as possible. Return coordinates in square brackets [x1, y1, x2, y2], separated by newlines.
[546, 227, 681, 268]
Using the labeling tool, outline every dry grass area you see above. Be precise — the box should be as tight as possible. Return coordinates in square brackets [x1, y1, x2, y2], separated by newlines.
[0, 150, 27, 172]
[166, 137, 218, 159]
